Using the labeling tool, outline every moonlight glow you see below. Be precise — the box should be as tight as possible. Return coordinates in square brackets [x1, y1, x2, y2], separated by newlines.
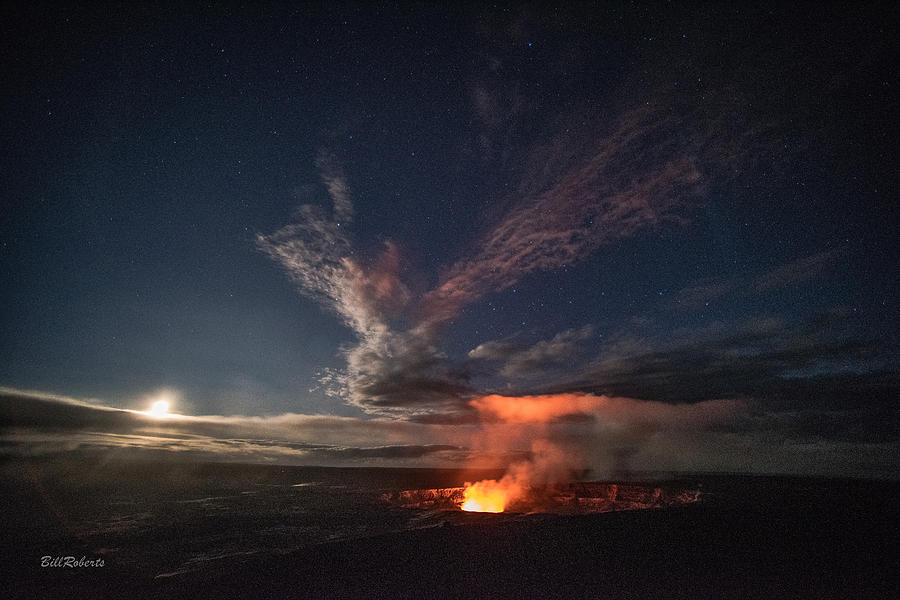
[149, 400, 169, 418]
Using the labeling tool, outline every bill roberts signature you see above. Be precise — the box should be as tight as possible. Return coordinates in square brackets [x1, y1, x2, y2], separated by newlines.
[41, 556, 105, 568]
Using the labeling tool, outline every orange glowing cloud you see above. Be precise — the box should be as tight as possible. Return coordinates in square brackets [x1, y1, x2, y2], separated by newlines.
[470, 392, 604, 423]
[471, 392, 745, 429]
[460, 393, 748, 512]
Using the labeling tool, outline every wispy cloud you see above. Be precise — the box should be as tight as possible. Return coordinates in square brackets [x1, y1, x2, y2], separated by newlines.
[418, 106, 704, 334]
[258, 158, 445, 418]
[315, 150, 353, 224]
[671, 250, 840, 310]
[752, 250, 839, 293]
[469, 326, 594, 377]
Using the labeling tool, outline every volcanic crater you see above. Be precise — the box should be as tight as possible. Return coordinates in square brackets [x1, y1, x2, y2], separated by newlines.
[382, 481, 702, 514]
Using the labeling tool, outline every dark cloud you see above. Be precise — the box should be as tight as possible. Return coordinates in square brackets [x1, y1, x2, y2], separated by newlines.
[0, 389, 136, 431]
[329, 333, 474, 417]
[469, 326, 594, 377]
[536, 315, 899, 443]
[312, 444, 463, 460]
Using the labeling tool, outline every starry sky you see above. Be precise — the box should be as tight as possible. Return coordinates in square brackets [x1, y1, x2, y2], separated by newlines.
[1, 3, 898, 476]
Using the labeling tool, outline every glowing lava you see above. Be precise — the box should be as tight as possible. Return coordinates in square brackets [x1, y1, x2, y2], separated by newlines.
[460, 478, 524, 513]
[461, 487, 505, 512]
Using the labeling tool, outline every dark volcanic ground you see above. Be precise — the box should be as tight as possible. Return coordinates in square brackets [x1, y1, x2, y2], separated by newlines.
[2, 456, 897, 599]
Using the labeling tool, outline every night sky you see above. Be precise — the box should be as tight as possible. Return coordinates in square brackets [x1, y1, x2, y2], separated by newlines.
[2, 3, 898, 476]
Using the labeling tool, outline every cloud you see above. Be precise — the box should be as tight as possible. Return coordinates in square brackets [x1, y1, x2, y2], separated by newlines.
[258, 158, 445, 418]
[469, 326, 594, 377]
[314, 444, 462, 460]
[468, 339, 521, 361]
[471, 392, 601, 424]
[545, 314, 898, 419]
[499, 326, 593, 377]
[257, 67, 804, 421]
[0, 388, 475, 465]
[315, 150, 353, 224]
[254, 24, 761, 421]
[418, 106, 704, 334]
[470, 392, 744, 428]
[259, 100, 704, 420]
[671, 250, 840, 310]
[4, 387, 896, 477]
[467, 391, 898, 478]
[752, 250, 839, 293]
[252, 126, 892, 469]
[306, 323, 474, 420]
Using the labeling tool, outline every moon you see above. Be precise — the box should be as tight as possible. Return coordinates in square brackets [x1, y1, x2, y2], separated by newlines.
[149, 400, 169, 418]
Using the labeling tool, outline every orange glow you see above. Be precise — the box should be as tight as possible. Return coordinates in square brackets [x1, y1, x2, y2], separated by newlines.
[470, 392, 603, 423]
[459, 440, 576, 512]
[461, 477, 524, 513]
[470, 393, 744, 426]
